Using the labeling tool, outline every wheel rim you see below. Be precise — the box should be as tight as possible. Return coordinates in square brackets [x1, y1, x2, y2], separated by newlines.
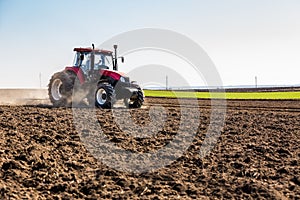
[96, 88, 107, 105]
[51, 79, 63, 101]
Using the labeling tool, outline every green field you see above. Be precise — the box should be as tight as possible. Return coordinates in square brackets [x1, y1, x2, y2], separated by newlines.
[144, 90, 300, 100]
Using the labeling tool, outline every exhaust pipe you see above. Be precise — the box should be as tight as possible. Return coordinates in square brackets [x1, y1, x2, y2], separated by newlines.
[91, 43, 95, 71]
[113, 45, 118, 71]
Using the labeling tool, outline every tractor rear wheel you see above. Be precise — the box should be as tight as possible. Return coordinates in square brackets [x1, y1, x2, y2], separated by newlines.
[95, 82, 115, 109]
[48, 72, 75, 107]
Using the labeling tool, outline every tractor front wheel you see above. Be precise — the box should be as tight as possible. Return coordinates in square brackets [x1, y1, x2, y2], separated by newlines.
[95, 83, 115, 109]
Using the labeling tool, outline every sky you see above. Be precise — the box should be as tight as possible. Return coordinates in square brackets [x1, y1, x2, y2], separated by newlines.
[0, 0, 300, 88]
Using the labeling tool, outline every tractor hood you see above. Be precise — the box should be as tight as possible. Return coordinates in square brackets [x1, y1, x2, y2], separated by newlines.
[100, 69, 127, 81]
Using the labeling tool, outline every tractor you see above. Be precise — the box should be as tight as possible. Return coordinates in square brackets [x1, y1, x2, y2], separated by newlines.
[48, 44, 144, 108]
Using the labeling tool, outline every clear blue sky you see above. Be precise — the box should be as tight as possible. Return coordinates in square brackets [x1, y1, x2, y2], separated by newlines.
[1, 0, 300, 88]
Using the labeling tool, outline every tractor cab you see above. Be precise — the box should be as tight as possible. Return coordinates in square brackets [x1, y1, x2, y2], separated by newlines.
[73, 48, 114, 75]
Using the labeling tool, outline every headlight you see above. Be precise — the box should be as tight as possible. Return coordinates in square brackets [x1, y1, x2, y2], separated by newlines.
[120, 77, 126, 82]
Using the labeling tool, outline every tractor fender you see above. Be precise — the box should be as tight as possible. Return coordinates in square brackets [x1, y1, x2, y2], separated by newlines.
[65, 67, 85, 84]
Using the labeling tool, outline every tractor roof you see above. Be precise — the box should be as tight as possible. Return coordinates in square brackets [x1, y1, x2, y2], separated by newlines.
[73, 47, 113, 55]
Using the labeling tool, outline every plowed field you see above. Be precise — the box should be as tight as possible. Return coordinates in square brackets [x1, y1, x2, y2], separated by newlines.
[0, 98, 299, 199]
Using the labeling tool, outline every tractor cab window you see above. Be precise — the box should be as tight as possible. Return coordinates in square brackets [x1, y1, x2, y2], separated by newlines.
[94, 53, 112, 70]
[73, 52, 82, 67]
[81, 53, 91, 73]
[73, 52, 90, 68]
[94, 54, 103, 67]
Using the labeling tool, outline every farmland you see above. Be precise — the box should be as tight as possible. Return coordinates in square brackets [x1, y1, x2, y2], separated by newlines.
[0, 93, 299, 199]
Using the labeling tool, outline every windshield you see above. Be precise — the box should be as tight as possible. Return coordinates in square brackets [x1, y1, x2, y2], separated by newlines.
[94, 53, 113, 70]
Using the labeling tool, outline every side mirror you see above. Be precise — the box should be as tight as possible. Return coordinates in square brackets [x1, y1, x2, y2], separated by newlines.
[121, 57, 124, 63]
[80, 54, 84, 61]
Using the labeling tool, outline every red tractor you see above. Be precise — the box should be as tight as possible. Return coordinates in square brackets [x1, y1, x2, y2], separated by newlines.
[48, 44, 144, 108]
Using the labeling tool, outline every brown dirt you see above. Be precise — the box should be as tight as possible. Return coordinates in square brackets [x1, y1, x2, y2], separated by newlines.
[0, 97, 299, 199]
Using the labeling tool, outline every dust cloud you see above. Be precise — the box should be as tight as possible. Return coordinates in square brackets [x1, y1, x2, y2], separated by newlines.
[0, 89, 49, 105]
